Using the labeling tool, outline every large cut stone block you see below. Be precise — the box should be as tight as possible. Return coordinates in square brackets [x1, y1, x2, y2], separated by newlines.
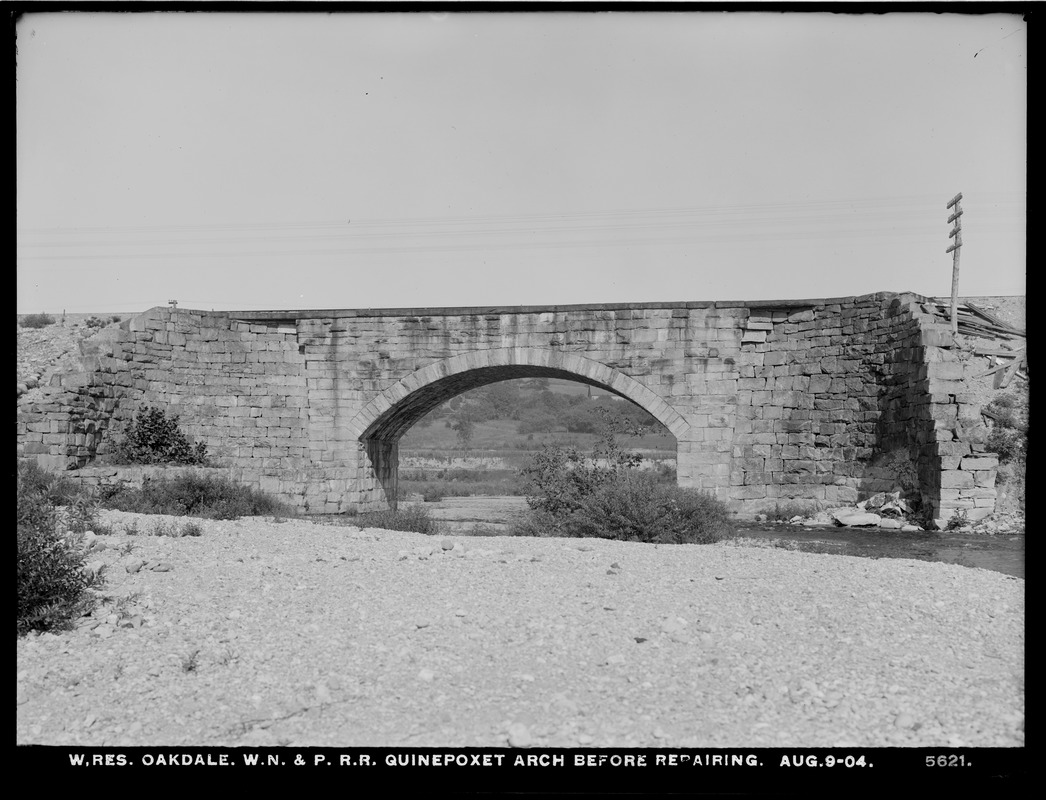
[939, 470, 974, 489]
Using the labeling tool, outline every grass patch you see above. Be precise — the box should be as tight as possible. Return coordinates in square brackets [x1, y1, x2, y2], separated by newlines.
[16, 460, 83, 506]
[151, 519, 205, 537]
[764, 501, 820, 523]
[398, 479, 527, 500]
[397, 467, 529, 500]
[99, 472, 293, 520]
[347, 506, 444, 535]
[20, 313, 55, 329]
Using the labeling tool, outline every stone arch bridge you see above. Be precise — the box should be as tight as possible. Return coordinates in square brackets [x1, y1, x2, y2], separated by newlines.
[17, 292, 997, 524]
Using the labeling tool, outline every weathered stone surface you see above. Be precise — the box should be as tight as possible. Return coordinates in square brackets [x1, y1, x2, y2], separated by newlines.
[16, 293, 993, 519]
[940, 470, 975, 489]
[961, 457, 999, 471]
[831, 509, 883, 527]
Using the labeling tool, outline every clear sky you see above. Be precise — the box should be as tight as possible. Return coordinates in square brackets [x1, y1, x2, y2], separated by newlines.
[16, 10, 1026, 314]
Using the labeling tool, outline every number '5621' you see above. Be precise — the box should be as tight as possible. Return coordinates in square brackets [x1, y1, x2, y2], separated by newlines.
[926, 755, 968, 767]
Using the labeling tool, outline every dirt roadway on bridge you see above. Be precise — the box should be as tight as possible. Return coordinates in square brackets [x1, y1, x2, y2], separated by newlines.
[16, 511, 1024, 750]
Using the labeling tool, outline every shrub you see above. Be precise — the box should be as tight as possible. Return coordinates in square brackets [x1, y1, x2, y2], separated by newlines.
[85, 316, 105, 329]
[16, 460, 82, 506]
[987, 427, 1025, 463]
[656, 462, 677, 483]
[17, 462, 100, 635]
[568, 470, 732, 544]
[508, 507, 571, 538]
[20, 313, 55, 329]
[518, 435, 642, 518]
[113, 406, 209, 465]
[99, 472, 292, 520]
[351, 506, 444, 535]
[60, 492, 109, 535]
[422, 486, 445, 503]
[984, 392, 1028, 464]
[514, 433, 731, 545]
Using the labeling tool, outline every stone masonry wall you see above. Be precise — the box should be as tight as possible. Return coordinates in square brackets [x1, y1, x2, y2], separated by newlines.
[15, 293, 994, 526]
[729, 294, 939, 516]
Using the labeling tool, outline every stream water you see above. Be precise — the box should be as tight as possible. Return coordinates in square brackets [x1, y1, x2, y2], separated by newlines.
[394, 497, 1026, 580]
[731, 524, 1025, 580]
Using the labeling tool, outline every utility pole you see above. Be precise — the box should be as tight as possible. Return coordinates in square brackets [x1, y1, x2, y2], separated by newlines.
[946, 193, 963, 335]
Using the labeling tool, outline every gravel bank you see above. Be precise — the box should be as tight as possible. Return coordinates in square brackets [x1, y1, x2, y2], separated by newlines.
[17, 511, 1024, 749]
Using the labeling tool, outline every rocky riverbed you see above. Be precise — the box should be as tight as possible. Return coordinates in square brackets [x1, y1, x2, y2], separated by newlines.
[16, 510, 1024, 749]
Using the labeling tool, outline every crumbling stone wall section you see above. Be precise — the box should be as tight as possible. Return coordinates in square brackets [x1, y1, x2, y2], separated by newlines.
[914, 318, 1000, 526]
[730, 294, 914, 510]
[16, 349, 126, 473]
[16, 293, 995, 525]
[17, 308, 316, 507]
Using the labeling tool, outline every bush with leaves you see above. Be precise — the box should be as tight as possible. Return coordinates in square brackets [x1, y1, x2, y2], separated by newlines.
[984, 393, 1028, 464]
[518, 422, 643, 518]
[20, 313, 55, 329]
[513, 415, 731, 544]
[16, 460, 82, 506]
[17, 462, 101, 635]
[100, 471, 291, 520]
[113, 406, 209, 465]
[571, 470, 731, 544]
[512, 468, 731, 544]
[422, 485, 445, 502]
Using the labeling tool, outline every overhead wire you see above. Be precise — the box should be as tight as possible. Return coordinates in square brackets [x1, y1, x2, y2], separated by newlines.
[18, 192, 1024, 262]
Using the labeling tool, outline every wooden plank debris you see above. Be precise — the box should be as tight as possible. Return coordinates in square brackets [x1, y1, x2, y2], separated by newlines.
[973, 346, 1020, 356]
[923, 299, 1026, 341]
[976, 361, 1013, 379]
[962, 302, 1025, 335]
[998, 352, 1028, 390]
[973, 347, 1026, 380]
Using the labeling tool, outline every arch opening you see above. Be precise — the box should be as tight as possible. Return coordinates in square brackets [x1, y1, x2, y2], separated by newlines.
[347, 348, 689, 511]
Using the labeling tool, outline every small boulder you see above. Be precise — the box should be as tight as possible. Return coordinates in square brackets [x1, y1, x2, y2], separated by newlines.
[864, 492, 888, 510]
[831, 509, 882, 527]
